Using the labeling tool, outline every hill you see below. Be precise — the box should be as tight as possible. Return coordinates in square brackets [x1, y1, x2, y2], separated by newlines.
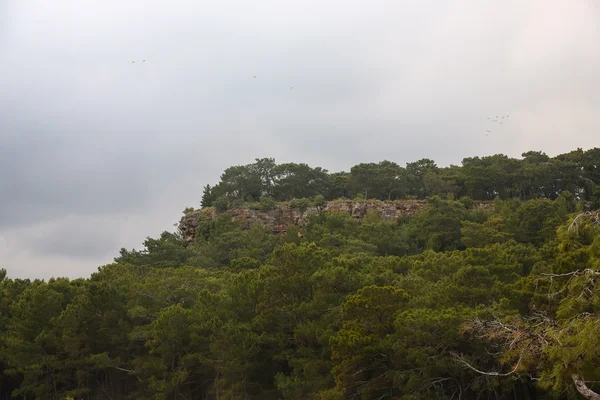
[0, 148, 599, 399]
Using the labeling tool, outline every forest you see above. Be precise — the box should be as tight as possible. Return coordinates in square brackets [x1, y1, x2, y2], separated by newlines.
[1, 148, 600, 399]
[201, 148, 600, 207]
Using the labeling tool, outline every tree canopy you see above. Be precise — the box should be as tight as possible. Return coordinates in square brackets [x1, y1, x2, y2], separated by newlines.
[201, 148, 600, 206]
[1, 148, 600, 399]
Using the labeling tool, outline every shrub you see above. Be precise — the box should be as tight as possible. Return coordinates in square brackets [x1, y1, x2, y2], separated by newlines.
[260, 195, 277, 211]
[314, 195, 327, 210]
[230, 198, 246, 209]
[214, 196, 229, 212]
[458, 196, 474, 209]
[290, 198, 310, 213]
[248, 201, 262, 210]
[230, 257, 261, 270]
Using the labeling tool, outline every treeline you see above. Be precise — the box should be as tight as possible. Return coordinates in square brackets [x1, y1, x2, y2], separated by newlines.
[201, 148, 600, 207]
[1, 192, 600, 399]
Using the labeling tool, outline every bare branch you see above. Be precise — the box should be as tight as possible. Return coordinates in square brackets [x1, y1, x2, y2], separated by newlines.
[540, 269, 600, 299]
[572, 374, 600, 400]
[451, 351, 524, 377]
[568, 211, 600, 233]
[540, 269, 600, 278]
[110, 366, 144, 383]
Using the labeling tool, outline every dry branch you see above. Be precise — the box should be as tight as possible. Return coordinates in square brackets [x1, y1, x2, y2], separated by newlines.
[572, 374, 600, 400]
[451, 351, 524, 377]
[568, 210, 600, 233]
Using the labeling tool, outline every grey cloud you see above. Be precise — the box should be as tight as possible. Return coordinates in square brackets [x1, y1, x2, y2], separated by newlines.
[1, 212, 180, 279]
[29, 222, 120, 260]
[0, 116, 154, 227]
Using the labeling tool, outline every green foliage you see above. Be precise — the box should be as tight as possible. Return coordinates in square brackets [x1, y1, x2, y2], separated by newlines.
[259, 195, 277, 211]
[115, 231, 194, 268]
[502, 198, 567, 246]
[202, 148, 600, 205]
[592, 186, 600, 209]
[404, 196, 475, 252]
[329, 286, 409, 398]
[3, 149, 600, 399]
[353, 192, 366, 201]
[186, 215, 282, 268]
[461, 217, 513, 248]
[214, 196, 229, 212]
[314, 194, 327, 210]
[290, 198, 311, 213]
[201, 184, 215, 207]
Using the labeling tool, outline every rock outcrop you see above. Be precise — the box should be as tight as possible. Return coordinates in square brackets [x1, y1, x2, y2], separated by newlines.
[179, 199, 493, 242]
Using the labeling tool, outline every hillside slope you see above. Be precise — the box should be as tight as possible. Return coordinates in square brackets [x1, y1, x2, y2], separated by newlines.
[1, 150, 600, 399]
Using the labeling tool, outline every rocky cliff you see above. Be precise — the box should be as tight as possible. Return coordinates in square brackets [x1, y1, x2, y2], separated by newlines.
[179, 199, 493, 242]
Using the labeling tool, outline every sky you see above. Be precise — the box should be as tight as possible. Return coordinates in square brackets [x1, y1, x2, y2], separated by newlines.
[1, 0, 599, 279]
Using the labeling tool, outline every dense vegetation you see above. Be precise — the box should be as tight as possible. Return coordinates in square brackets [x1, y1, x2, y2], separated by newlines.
[201, 148, 600, 207]
[1, 149, 600, 399]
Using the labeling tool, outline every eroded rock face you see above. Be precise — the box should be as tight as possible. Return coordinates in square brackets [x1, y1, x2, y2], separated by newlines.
[179, 199, 490, 242]
[325, 199, 427, 221]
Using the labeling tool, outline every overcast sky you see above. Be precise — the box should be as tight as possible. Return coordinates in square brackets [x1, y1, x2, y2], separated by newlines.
[1, 0, 598, 279]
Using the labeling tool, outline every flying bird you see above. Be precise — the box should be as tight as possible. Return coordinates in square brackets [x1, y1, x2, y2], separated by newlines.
[143, 60, 145, 62]
[132, 61, 135, 63]
[253, 76, 256, 78]
[290, 86, 294, 89]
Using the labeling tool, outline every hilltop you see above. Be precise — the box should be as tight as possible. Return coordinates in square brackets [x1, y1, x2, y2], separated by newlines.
[201, 148, 600, 208]
[0, 148, 599, 399]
